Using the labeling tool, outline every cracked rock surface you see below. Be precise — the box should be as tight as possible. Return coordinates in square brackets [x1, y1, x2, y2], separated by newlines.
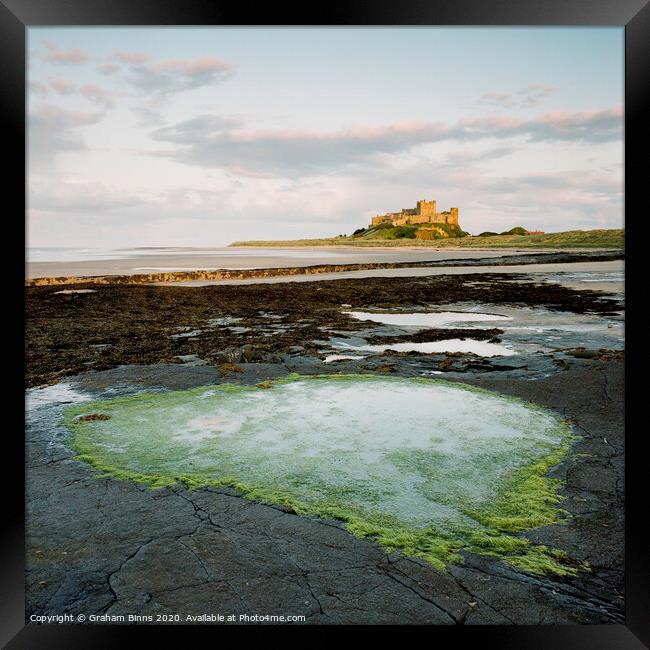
[26, 356, 623, 625]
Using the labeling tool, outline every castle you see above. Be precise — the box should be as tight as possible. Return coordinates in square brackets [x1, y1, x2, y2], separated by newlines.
[371, 199, 459, 228]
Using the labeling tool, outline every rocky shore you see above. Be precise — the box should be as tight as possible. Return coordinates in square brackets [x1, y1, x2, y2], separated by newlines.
[25, 269, 620, 388]
[26, 250, 623, 287]
[25, 267, 624, 624]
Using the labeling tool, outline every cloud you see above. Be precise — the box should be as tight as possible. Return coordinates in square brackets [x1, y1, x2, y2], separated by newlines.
[479, 84, 557, 108]
[454, 106, 623, 144]
[460, 169, 621, 198]
[96, 62, 121, 76]
[30, 104, 105, 129]
[149, 118, 449, 173]
[527, 107, 623, 142]
[147, 58, 231, 75]
[49, 78, 77, 95]
[28, 81, 49, 96]
[127, 56, 234, 94]
[28, 182, 242, 248]
[518, 84, 557, 106]
[444, 146, 515, 164]
[40, 39, 89, 65]
[43, 79, 118, 109]
[479, 92, 513, 107]
[30, 179, 143, 213]
[29, 104, 105, 166]
[148, 106, 623, 175]
[114, 50, 150, 64]
[26, 160, 623, 248]
[131, 104, 165, 127]
[152, 114, 242, 142]
[79, 84, 117, 109]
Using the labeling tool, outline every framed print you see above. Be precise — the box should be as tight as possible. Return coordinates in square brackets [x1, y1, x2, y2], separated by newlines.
[3, 0, 648, 646]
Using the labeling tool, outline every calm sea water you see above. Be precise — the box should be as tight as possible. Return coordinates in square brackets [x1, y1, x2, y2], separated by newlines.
[27, 247, 126, 262]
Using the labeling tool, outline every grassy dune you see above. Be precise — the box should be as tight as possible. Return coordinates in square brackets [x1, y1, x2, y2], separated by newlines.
[231, 228, 624, 249]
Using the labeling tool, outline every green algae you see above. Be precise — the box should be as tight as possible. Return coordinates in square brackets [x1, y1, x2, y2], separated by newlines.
[63, 374, 579, 575]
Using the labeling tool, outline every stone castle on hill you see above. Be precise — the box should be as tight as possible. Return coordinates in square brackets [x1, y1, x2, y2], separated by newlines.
[371, 199, 459, 228]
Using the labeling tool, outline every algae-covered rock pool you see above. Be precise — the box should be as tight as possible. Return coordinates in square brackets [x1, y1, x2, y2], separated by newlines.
[65, 374, 576, 574]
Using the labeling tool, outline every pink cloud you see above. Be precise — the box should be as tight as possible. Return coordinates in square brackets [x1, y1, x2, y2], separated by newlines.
[79, 84, 117, 109]
[537, 105, 623, 126]
[130, 56, 235, 94]
[145, 57, 232, 75]
[49, 78, 76, 95]
[41, 40, 89, 65]
[89, 54, 236, 95]
[96, 62, 121, 75]
[31, 104, 104, 128]
[114, 50, 150, 64]
[150, 104, 623, 174]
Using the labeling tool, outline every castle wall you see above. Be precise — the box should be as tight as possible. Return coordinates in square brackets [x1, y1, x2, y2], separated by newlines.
[436, 208, 459, 225]
[410, 214, 433, 224]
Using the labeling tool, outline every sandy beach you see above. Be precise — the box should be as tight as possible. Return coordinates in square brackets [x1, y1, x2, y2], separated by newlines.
[26, 246, 615, 280]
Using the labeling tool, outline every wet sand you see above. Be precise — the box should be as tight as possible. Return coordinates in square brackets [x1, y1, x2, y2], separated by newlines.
[157, 260, 624, 289]
[27, 246, 615, 279]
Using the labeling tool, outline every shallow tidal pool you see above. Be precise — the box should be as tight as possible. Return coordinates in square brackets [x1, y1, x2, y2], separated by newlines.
[65, 375, 577, 574]
[334, 339, 515, 357]
[343, 310, 511, 328]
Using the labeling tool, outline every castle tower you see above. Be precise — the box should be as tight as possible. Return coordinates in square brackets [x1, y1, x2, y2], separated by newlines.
[448, 207, 459, 225]
[416, 199, 437, 222]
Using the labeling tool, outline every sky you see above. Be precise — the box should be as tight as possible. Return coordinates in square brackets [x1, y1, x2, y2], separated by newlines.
[27, 27, 624, 248]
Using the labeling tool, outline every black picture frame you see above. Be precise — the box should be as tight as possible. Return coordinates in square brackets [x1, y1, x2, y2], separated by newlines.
[3, 0, 647, 646]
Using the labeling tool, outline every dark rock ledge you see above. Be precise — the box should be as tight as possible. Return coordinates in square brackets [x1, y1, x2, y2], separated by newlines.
[26, 358, 623, 625]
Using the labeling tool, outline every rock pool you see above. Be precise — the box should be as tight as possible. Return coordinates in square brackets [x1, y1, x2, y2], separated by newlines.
[64, 374, 576, 574]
